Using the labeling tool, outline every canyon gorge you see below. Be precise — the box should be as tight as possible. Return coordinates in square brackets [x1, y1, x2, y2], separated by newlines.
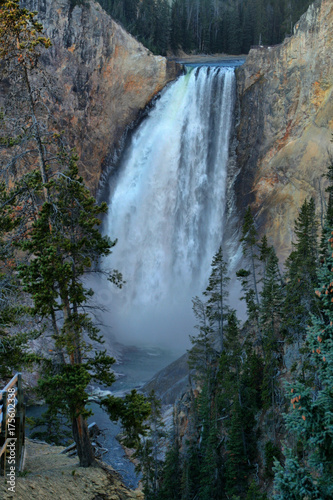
[21, 0, 333, 259]
[1, 0, 333, 498]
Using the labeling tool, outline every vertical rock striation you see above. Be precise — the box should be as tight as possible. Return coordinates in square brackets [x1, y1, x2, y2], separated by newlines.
[236, 0, 333, 260]
[22, 0, 182, 193]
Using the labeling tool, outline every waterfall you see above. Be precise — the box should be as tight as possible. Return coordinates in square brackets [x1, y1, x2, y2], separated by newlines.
[101, 65, 236, 351]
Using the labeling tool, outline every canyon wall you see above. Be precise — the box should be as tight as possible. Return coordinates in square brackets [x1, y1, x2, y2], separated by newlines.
[236, 0, 333, 261]
[23, 0, 181, 193]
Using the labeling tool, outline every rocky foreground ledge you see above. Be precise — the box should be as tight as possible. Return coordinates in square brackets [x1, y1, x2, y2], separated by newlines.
[0, 439, 143, 500]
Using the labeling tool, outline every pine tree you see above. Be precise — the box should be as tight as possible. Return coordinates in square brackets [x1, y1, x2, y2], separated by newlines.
[320, 154, 333, 261]
[158, 436, 182, 500]
[259, 235, 272, 282]
[102, 389, 151, 447]
[260, 249, 284, 418]
[181, 438, 201, 500]
[273, 219, 333, 499]
[188, 296, 216, 380]
[134, 391, 166, 499]
[17, 158, 118, 466]
[282, 198, 319, 342]
[246, 480, 268, 499]
[203, 246, 230, 351]
[237, 207, 263, 350]
[0, 171, 45, 378]
[219, 311, 259, 497]
[240, 207, 260, 306]
[198, 424, 219, 499]
[154, 0, 171, 55]
[225, 400, 248, 498]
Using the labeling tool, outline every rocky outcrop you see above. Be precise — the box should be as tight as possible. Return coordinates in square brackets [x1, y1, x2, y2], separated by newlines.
[143, 353, 190, 405]
[236, 0, 333, 261]
[23, 0, 181, 193]
[0, 438, 143, 499]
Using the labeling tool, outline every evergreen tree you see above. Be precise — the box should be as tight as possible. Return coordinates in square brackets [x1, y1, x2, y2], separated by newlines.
[181, 438, 201, 500]
[134, 391, 166, 499]
[102, 389, 152, 448]
[154, 0, 171, 55]
[219, 311, 259, 497]
[198, 424, 219, 499]
[203, 245, 230, 351]
[260, 249, 284, 418]
[225, 400, 248, 498]
[188, 296, 215, 380]
[124, 0, 139, 28]
[240, 207, 260, 306]
[16, 158, 118, 467]
[320, 155, 333, 261]
[258, 235, 272, 282]
[282, 198, 319, 342]
[246, 480, 268, 499]
[237, 207, 263, 350]
[273, 217, 333, 499]
[158, 436, 182, 500]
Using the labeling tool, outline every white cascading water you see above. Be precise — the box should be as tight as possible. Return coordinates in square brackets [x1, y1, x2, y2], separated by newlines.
[101, 66, 236, 351]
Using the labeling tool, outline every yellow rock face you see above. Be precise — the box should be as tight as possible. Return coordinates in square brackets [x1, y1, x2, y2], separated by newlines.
[25, 0, 181, 194]
[236, 0, 333, 261]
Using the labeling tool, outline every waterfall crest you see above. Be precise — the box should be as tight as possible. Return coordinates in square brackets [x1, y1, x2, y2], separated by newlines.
[102, 66, 236, 350]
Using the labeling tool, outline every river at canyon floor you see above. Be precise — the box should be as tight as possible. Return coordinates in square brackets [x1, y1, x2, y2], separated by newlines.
[26, 345, 179, 488]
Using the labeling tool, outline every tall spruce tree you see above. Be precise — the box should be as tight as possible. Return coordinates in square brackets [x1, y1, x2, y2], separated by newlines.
[219, 310, 259, 497]
[157, 435, 182, 500]
[134, 391, 166, 499]
[188, 296, 216, 380]
[273, 220, 333, 499]
[260, 249, 284, 442]
[16, 158, 118, 466]
[237, 207, 263, 350]
[282, 198, 319, 342]
[320, 155, 333, 261]
[203, 245, 230, 351]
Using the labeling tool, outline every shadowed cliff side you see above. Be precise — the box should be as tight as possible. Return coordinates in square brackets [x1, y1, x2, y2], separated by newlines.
[236, 0, 333, 261]
[21, 0, 182, 193]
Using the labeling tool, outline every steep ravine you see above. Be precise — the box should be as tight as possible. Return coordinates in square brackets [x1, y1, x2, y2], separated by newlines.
[22, 0, 181, 193]
[236, 0, 333, 261]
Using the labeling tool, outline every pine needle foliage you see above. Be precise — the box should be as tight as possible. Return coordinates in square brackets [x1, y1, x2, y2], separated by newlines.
[273, 221, 333, 499]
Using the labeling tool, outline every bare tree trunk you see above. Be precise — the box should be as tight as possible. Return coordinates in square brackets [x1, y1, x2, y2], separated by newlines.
[63, 300, 94, 466]
[72, 413, 95, 467]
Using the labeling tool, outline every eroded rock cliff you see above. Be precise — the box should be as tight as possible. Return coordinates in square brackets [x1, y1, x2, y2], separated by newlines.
[236, 0, 333, 260]
[23, 0, 181, 193]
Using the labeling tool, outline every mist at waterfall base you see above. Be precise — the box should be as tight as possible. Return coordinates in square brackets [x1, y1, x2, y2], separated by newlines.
[97, 64, 241, 355]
